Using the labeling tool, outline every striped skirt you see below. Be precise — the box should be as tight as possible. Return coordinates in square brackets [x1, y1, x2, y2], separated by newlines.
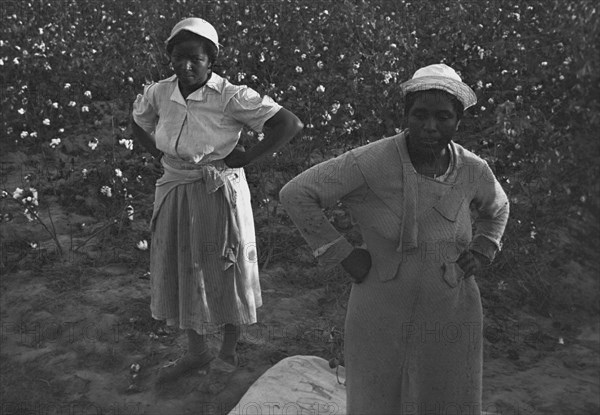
[149, 164, 261, 333]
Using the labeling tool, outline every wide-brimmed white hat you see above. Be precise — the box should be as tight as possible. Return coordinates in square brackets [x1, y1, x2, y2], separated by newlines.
[400, 64, 477, 109]
[165, 17, 220, 52]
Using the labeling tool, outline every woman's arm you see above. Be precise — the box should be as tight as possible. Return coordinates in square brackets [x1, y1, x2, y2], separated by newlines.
[131, 85, 161, 159]
[456, 162, 509, 277]
[279, 151, 370, 280]
[224, 108, 303, 168]
[470, 161, 510, 262]
[131, 118, 162, 159]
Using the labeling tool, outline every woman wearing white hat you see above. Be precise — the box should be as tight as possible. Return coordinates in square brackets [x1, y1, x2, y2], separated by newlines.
[280, 64, 509, 413]
[132, 17, 303, 383]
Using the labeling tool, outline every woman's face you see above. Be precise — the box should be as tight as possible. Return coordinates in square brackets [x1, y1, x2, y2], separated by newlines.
[170, 39, 212, 92]
[406, 91, 460, 158]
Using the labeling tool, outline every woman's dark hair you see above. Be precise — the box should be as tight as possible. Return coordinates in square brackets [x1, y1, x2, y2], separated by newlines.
[166, 30, 218, 64]
[404, 90, 464, 120]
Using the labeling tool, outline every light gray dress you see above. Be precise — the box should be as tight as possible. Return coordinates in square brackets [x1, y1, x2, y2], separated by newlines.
[280, 132, 509, 414]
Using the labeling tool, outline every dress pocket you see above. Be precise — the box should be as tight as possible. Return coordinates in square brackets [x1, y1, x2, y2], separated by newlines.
[441, 262, 465, 288]
[433, 190, 465, 222]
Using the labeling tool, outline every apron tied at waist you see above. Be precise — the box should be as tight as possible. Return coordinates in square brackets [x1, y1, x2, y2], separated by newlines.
[151, 155, 241, 270]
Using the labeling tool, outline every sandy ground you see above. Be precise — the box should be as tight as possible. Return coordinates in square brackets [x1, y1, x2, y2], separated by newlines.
[1, 260, 598, 414]
[1, 162, 599, 415]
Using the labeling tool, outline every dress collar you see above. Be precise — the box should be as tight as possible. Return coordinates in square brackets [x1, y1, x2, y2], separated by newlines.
[169, 72, 226, 105]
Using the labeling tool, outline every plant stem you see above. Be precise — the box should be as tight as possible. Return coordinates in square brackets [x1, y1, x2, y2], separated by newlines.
[73, 220, 117, 253]
[2, 191, 64, 256]
[45, 204, 62, 255]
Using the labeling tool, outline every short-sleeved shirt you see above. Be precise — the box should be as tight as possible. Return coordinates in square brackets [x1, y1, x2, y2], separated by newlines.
[132, 72, 282, 163]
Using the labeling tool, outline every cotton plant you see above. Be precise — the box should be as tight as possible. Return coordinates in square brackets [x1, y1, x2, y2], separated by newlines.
[10, 186, 39, 222]
[1, 186, 64, 255]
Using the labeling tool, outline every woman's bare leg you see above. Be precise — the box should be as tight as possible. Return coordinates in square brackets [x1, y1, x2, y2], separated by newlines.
[219, 323, 241, 366]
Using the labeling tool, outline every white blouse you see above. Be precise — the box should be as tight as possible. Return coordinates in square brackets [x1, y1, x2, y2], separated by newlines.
[133, 72, 281, 163]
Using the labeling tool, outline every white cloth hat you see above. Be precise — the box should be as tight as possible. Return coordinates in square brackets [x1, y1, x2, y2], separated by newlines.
[165, 17, 220, 52]
[400, 64, 477, 109]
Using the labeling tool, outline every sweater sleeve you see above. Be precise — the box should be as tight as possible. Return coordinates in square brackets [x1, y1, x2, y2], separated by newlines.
[470, 161, 510, 262]
[279, 151, 365, 269]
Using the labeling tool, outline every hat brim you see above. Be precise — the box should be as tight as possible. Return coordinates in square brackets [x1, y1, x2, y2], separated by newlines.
[400, 76, 477, 109]
[164, 28, 221, 52]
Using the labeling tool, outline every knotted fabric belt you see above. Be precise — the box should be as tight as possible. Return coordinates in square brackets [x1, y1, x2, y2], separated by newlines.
[151, 154, 241, 270]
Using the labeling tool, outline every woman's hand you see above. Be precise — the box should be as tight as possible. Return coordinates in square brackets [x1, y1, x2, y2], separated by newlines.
[149, 154, 163, 175]
[224, 145, 249, 168]
[456, 250, 487, 278]
[341, 248, 372, 284]
[238, 108, 303, 166]
[131, 119, 162, 159]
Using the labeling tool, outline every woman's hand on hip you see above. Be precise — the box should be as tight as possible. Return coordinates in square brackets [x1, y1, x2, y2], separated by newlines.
[456, 249, 487, 278]
[341, 248, 372, 284]
[237, 109, 303, 166]
[224, 145, 249, 168]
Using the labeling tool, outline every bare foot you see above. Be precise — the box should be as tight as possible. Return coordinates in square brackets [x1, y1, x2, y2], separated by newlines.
[156, 351, 214, 384]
